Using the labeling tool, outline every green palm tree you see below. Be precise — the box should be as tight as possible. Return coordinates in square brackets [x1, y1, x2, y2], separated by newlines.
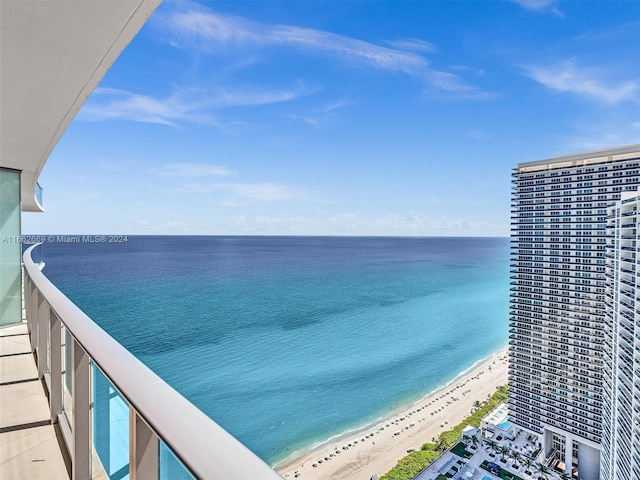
[499, 445, 510, 462]
[536, 462, 549, 480]
[559, 473, 570, 480]
[510, 450, 522, 468]
[521, 457, 534, 476]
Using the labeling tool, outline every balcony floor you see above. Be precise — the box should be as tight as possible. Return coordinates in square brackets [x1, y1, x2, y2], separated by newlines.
[0, 323, 69, 479]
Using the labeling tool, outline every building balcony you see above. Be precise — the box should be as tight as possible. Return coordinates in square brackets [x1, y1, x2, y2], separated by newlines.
[12, 244, 283, 480]
[620, 278, 636, 288]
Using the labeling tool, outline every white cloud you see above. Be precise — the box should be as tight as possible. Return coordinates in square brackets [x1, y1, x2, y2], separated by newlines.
[384, 213, 496, 233]
[568, 133, 630, 151]
[207, 84, 320, 108]
[80, 85, 316, 126]
[563, 119, 640, 151]
[450, 65, 485, 77]
[567, 131, 640, 152]
[164, 7, 427, 74]
[512, 0, 555, 9]
[511, 0, 562, 15]
[423, 71, 496, 100]
[216, 183, 303, 201]
[226, 212, 502, 236]
[161, 5, 490, 100]
[151, 163, 233, 177]
[385, 38, 437, 53]
[524, 59, 640, 104]
[322, 98, 352, 112]
[80, 88, 209, 126]
[283, 113, 322, 127]
[129, 219, 208, 233]
[283, 97, 353, 128]
[170, 182, 305, 202]
[467, 130, 489, 140]
[255, 215, 308, 225]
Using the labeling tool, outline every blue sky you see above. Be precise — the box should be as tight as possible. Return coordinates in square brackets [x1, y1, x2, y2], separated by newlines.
[24, 0, 640, 236]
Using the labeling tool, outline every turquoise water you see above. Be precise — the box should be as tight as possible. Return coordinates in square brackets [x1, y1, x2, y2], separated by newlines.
[498, 420, 513, 431]
[40, 236, 509, 466]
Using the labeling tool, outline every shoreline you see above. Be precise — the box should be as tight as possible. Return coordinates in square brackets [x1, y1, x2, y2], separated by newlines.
[273, 347, 503, 468]
[276, 346, 508, 480]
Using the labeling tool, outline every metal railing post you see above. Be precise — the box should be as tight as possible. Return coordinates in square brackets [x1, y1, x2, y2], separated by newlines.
[50, 309, 63, 422]
[130, 409, 159, 480]
[24, 271, 30, 323]
[72, 338, 91, 480]
[37, 291, 49, 378]
[29, 279, 38, 353]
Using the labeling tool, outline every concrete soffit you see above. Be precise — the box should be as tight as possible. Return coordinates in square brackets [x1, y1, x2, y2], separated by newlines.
[0, 0, 161, 212]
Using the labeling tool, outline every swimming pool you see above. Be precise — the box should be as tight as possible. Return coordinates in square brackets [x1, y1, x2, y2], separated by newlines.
[497, 420, 512, 431]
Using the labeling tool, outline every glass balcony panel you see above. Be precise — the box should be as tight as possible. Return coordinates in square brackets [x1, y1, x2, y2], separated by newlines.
[160, 441, 195, 480]
[35, 182, 43, 208]
[46, 319, 51, 376]
[0, 168, 21, 326]
[62, 326, 73, 430]
[92, 363, 130, 479]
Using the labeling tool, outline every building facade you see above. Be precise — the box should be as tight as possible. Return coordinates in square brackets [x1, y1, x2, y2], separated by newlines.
[509, 145, 640, 480]
[600, 188, 640, 480]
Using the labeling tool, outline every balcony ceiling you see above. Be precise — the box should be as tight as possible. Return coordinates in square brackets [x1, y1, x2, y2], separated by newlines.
[0, 0, 160, 211]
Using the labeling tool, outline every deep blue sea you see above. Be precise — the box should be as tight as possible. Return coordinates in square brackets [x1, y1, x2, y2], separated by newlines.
[37, 236, 509, 466]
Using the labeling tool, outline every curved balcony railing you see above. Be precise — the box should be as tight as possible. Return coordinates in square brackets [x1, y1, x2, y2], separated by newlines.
[35, 182, 44, 209]
[23, 244, 283, 480]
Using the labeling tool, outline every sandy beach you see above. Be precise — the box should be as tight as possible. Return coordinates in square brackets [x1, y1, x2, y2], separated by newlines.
[277, 348, 509, 480]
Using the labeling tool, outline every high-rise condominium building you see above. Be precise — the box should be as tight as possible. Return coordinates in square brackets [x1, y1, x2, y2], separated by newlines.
[509, 145, 640, 480]
[600, 188, 639, 480]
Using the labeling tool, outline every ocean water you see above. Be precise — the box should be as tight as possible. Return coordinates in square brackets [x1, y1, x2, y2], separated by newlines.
[38, 236, 509, 466]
